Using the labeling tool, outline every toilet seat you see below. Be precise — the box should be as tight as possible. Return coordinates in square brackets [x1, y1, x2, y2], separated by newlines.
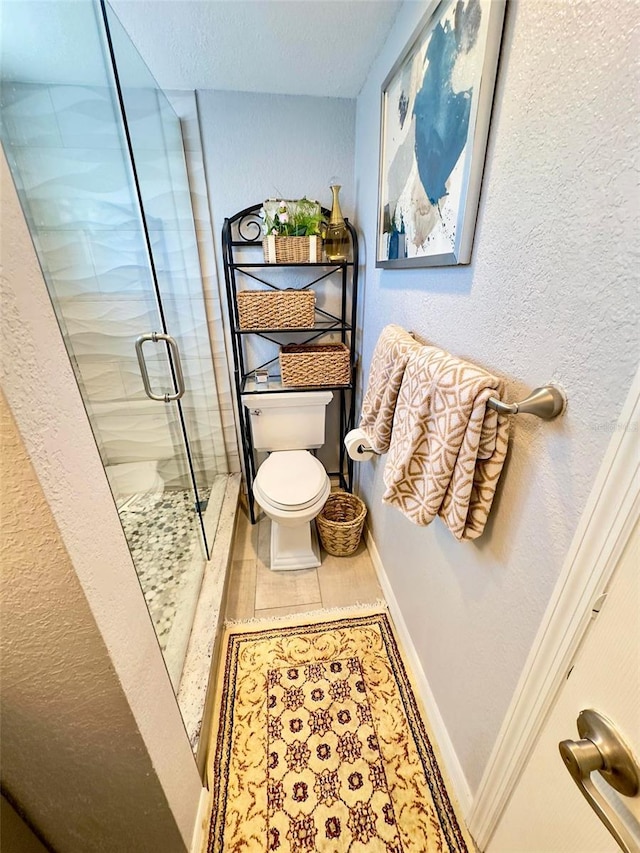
[255, 450, 327, 511]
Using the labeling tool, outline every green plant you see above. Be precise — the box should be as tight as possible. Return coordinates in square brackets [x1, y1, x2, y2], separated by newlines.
[260, 198, 325, 237]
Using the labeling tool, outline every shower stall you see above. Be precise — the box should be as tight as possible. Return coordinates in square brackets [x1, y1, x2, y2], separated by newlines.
[1, 0, 235, 714]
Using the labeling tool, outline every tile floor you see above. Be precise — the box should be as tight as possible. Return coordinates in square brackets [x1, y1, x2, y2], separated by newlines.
[225, 501, 384, 621]
[119, 487, 210, 649]
[200, 500, 477, 853]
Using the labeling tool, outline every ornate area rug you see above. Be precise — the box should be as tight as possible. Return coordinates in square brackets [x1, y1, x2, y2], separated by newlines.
[208, 611, 472, 852]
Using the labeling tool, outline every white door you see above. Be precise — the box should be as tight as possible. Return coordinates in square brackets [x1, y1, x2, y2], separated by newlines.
[488, 517, 640, 852]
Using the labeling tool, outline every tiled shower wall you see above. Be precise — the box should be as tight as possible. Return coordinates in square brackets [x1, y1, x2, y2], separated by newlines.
[1, 82, 239, 490]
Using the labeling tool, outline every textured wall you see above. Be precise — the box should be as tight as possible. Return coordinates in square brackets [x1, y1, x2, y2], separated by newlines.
[0, 393, 187, 853]
[354, 0, 639, 793]
[1, 150, 201, 849]
[1, 795, 50, 853]
[197, 90, 357, 469]
[198, 90, 356, 249]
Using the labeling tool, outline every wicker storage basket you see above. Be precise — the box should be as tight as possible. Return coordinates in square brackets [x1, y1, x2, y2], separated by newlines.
[279, 343, 350, 387]
[236, 290, 315, 330]
[317, 492, 367, 557]
[262, 235, 321, 264]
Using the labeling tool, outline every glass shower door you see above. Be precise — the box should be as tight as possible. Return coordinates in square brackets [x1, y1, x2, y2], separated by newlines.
[101, 0, 227, 535]
[0, 0, 211, 689]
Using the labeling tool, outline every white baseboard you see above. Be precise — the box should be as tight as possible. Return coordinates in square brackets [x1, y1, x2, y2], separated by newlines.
[189, 785, 211, 853]
[364, 526, 473, 819]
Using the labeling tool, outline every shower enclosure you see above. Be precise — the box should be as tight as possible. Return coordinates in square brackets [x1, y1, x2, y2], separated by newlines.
[1, 0, 231, 705]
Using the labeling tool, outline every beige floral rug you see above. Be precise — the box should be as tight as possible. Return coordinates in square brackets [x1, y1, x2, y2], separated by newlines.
[208, 611, 473, 852]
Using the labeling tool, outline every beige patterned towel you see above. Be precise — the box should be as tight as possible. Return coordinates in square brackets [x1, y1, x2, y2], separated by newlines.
[382, 345, 510, 540]
[359, 324, 422, 454]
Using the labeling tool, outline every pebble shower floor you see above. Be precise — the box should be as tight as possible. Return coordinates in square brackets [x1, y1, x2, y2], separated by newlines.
[119, 488, 210, 649]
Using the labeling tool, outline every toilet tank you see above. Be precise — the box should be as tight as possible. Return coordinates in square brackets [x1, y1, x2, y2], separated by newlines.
[241, 390, 333, 451]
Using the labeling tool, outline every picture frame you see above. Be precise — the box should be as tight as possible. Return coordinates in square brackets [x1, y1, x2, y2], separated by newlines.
[376, 0, 506, 268]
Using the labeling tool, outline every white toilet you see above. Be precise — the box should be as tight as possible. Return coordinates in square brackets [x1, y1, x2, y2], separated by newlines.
[242, 390, 333, 571]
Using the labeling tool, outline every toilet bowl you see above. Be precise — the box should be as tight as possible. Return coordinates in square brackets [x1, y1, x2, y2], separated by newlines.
[253, 449, 331, 571]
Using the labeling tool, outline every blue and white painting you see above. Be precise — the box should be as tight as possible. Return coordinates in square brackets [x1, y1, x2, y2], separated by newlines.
[377, 0, 504, 267]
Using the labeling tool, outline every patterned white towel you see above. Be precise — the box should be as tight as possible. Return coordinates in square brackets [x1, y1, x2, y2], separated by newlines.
[382, 345, 510, 540]
[359, 325, 422, 454]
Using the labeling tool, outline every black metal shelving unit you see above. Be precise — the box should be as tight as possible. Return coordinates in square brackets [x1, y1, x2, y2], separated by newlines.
[222, 203, 359, 523]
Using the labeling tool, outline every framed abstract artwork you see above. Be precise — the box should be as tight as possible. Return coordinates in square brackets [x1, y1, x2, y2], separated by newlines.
[376, 0, 506, 268]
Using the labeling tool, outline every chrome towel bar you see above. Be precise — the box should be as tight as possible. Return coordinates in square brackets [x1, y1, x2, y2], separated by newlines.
[487, 385, 566, 420]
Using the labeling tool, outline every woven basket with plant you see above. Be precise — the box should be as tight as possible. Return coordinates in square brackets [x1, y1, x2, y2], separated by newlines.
[260, 198, 325, 263]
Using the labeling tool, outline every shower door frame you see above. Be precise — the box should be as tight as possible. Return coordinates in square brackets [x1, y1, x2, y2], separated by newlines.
[98, 0, 211, 557]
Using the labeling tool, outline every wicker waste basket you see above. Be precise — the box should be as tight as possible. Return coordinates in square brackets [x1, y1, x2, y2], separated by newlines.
[316, 492, 367, 557]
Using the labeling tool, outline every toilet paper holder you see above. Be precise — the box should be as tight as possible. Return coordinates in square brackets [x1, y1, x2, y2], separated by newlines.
[344, 428, 375, 461]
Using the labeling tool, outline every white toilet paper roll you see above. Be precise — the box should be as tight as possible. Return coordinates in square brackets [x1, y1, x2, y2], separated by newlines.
[344, 428, 375, 461]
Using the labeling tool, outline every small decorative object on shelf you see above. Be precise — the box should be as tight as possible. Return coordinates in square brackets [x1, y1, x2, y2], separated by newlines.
[259, 198, 324, 263]
[236, 289, 315, 329]
[325, 182, 349, 262]
[279, 342, 351, 387]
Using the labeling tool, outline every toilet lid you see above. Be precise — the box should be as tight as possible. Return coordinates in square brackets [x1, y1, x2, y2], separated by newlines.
[256, 450, 327, 510]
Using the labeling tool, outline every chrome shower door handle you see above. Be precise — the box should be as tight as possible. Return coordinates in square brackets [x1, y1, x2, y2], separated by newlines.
[135, 332, 186, 402]
[559, 709, 640, 852]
